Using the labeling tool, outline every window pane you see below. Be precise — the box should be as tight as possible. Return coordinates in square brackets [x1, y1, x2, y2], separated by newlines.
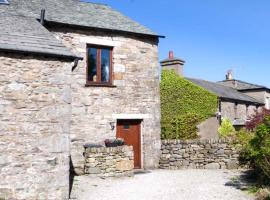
[87, 48, 97, 82]
[101, 49, 111, 83]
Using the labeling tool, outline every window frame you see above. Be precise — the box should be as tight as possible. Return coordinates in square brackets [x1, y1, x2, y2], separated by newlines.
[86, 44, 113, 87]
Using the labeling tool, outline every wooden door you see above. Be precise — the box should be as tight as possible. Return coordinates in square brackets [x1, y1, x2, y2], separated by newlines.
[116, 119, 141, 169]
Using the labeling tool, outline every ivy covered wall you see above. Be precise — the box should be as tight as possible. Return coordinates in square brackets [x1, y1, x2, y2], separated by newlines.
[160, 70, 218, 139]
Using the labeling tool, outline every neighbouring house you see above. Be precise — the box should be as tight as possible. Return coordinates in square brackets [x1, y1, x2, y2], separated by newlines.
[160, 52, 264, 138]
[218, 71, 270, 110]
[0, 0, 162, 199]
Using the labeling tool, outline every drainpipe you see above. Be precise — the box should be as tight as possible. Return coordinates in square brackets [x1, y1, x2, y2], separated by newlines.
[72, 58, 80, 71]
[218, 97, 222, 125]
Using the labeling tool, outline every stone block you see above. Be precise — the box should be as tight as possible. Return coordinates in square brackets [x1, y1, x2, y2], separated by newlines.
[116, 160, 134, 171]
[205, 163, 220, 169]
[87, 167, 101, 174]
[226, 160, 239, 169]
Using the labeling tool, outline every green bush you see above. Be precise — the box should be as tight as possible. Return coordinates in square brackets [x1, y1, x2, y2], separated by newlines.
[234, 129, 255, 146]
[218, 118, 236, 138]
[239, 117, 270, 184]
[160, 70, 218, 139]
[249, 116, 270, 181]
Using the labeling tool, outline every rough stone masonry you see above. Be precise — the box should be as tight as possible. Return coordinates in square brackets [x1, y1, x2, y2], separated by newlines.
[50, 26, 161, 173]
[0, 53, 72, 200]
[160, 139, 240, 170]
[84, 145, 134, 178]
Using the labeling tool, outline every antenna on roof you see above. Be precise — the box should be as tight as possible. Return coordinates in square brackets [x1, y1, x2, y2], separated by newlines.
[40, 9, 46, 25]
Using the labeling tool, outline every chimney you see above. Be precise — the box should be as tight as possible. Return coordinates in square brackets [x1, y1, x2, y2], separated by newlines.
[160, 51, 185, 76]
[40, 9, 46, 25]
[226, 70, 233, 80]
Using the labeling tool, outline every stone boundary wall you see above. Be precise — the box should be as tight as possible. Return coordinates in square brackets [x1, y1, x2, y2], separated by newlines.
[160, 139, 240, 170]
[84, 145, 134, 177]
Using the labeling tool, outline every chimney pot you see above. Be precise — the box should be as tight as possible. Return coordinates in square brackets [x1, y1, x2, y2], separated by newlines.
[169, 51, 174, 59]
[226, 70, 233, 80]
[40, 9, 46, 25]
[161, 51, 185, 77]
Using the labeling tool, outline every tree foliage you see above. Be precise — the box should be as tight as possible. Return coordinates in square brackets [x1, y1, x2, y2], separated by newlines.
[160, 70, 218, 139]
[249, 116, 270, 181]
[246, 108, 270, 131]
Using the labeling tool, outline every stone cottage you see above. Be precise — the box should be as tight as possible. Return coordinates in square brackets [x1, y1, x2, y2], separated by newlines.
[160, 52, 264, 138]
[0, 0, 162, 199]
[218, 71, 270, 110]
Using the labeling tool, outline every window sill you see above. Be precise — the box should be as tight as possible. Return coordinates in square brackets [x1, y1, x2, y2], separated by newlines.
[85, 83, 117, 88]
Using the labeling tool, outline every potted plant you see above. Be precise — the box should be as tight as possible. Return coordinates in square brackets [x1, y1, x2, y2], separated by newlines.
[104, 138, 125, 147]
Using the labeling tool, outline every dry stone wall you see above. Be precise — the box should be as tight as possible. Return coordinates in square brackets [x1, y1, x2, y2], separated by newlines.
[0, 53, 72, 200]
[50, 26, 161, 172]
[84, 145, 134, 177]
[160, 139, 241, 170]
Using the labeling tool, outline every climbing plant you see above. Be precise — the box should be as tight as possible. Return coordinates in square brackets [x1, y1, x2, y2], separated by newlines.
[160, 70, 218, 139]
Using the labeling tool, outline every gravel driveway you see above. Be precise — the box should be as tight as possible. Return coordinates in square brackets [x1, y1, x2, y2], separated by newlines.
[70, 170, 254, 200]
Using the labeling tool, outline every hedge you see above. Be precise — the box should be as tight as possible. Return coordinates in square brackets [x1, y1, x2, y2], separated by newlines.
[160, 70, 218, 139]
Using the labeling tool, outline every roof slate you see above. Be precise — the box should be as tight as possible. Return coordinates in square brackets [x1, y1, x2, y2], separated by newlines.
[186, 77, 264, 105]
[0, 15, 78, 59]
[218, 79, 269, 91]
[0, 0, 159, 37]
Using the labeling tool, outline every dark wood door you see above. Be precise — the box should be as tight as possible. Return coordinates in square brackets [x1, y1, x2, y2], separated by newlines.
[117, 119, 141, 169]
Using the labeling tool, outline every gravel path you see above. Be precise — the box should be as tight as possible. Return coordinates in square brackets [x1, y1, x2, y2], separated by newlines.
[70, 170, 254, 200]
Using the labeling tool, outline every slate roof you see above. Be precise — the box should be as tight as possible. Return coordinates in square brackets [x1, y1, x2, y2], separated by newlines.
[218, 79, 270, 91]
[0, 15, 79, 59]
[0, 0, 160, 37]
[186, 77, 264, 105]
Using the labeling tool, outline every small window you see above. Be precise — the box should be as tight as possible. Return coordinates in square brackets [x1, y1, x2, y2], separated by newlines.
[123, 124, 130, 130]
[0, 0, 9, 4]
[86, 45, 113, 86]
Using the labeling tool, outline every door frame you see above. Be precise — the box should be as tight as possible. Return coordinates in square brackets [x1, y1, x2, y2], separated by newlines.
[115, 117, 144, 169]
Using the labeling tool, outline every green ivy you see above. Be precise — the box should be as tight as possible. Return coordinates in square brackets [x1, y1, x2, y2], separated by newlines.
[160, 70, 218, 139]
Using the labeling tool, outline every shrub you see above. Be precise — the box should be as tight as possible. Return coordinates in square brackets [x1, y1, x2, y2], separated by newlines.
[255, 188, 270, 200]
[246, 108, 270, 131]
[240, 116, 270, 184]
[218, 118, 235, 138]
[249, 116, 270, 181]
[160, 70, 218, 139]
[235, 129, 255, 146]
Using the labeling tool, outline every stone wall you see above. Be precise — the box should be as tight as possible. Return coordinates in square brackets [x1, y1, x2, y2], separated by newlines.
[160, 139, 240, 170]
[84, 145, 134, 177]
[221, 101, 257, 122]
[0, 53, 71, 200]
[49, 26, 161, 172]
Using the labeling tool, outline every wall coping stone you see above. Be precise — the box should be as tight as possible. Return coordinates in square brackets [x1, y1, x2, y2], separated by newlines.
[162, 138, 235, 145]
[84, 145, 133, 153]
